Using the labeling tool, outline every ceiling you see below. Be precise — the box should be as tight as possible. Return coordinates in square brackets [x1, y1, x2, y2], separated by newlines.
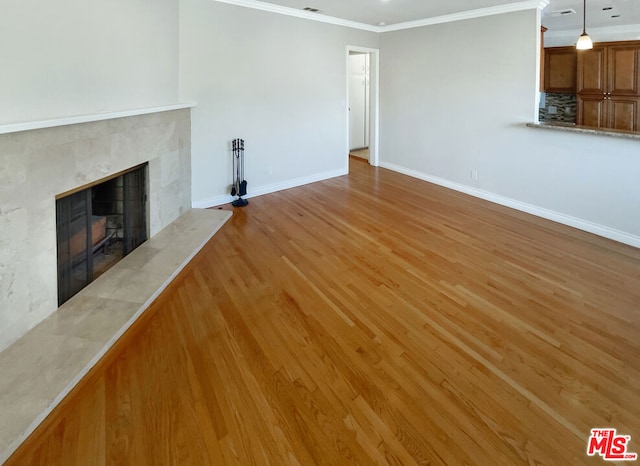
[253, 0, 640, 31]
[542, 0, 640, 32]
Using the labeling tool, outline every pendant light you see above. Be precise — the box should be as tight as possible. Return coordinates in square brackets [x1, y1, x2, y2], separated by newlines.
[576, 0, 593, 50]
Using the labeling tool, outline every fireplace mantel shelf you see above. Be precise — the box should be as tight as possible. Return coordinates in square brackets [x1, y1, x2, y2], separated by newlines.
[0, 102, 197, 135]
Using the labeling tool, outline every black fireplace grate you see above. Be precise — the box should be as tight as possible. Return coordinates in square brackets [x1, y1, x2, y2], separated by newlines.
[56, 164, 148, 305]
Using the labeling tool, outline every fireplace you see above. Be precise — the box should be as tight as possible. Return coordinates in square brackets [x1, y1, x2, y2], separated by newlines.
[55, 164, 148, 305]
[0, 106, 192, 353]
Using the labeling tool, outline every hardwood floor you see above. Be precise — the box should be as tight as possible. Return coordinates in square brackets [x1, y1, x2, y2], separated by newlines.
[349, 148, 370, 161]
[6, 159, 640, 465]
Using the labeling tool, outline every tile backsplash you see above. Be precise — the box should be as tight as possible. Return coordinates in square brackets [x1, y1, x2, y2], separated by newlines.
[539, 92, 576, 124]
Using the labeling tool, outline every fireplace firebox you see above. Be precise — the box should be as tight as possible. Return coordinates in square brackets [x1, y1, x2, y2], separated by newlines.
[56, 163, 148, 305]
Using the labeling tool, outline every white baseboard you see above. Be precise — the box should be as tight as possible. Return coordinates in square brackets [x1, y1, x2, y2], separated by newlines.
[192, 167, 348, 209]
[379, 162, 640, 249]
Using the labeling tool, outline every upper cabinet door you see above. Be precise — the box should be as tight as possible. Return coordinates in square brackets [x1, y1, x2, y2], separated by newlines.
[577, 46, 607, 94]
[544, 47, 577, 93]
[608, 45, 640, 95]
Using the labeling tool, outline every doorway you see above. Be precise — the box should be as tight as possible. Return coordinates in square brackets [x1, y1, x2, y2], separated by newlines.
[346, 46, 379, 167]
[349, 52, 369, 153]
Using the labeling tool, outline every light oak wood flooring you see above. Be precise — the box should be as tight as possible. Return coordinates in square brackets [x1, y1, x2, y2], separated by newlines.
[6, 158, 640, 465]
[349, 148, 370, 161]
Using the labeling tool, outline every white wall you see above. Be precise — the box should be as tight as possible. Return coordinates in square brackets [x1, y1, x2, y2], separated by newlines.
[379, 10, 640, 244]
[545, 26, 640, 47]
[0, 0, 179, 125]
[179, 0, 379, 207]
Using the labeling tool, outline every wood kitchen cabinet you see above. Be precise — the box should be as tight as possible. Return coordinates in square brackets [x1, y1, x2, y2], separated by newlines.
[609, 97, 640, 130]
[609, 44, 640, 94]
[578, 94, 640, 131]
[577, 45, 607, 94]
[544, 46, 577, 93]
[540, 26, 547, 91]
[577, 41, 640, 131]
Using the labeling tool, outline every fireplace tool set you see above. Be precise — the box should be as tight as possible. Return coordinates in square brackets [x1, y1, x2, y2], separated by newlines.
[231, 138, 248, 207]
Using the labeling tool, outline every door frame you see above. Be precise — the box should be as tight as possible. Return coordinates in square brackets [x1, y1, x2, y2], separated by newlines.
[346, 46, 380, 167]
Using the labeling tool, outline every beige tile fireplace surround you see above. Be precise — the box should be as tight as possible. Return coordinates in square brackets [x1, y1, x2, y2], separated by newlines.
[0, 107, 234, 463]
[0, 107, 192, 352]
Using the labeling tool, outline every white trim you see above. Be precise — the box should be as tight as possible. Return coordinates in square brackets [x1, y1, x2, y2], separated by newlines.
[535, 6, 543, 122]
[379, 161, 640, 249]
[192, 167, 348, 208]
[346, 46, 380, 168]
[212, 0, 378, 31]
[379, 1, 544, 32]
[212, 0, 544, 33]
[0, 102, 197, 135]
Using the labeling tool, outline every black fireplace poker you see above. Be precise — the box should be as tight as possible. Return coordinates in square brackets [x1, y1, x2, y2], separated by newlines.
[231, 138, 248, 207]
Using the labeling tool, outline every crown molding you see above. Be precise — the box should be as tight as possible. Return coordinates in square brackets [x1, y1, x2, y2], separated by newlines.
[544, 23, 640, 40]
[380, 1, 545, 32]
[211, 0, 379, 32]
[212, 0, 545, 33]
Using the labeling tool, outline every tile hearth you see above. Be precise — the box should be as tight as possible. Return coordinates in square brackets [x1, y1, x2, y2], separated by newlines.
[0, 208, 231, 464]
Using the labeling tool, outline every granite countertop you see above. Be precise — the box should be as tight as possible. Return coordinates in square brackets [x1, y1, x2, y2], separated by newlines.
[528, 122, 640, 141]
